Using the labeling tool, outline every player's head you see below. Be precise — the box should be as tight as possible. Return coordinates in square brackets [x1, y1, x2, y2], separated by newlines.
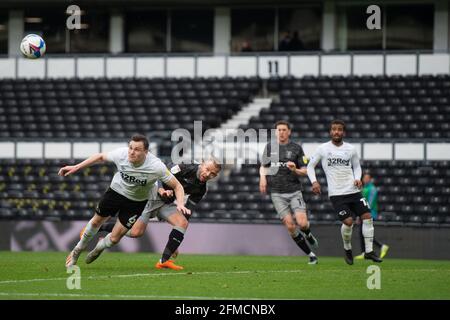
[128, 134, 149, 165]
[330, 119, 346, 144]
[199, 157, 222, 182]
[363, 173, 372, 185]
[275, 120, 292, 144]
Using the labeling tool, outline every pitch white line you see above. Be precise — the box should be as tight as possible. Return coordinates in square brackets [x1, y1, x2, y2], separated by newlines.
[0, 269, 302, 285]
[3, 268, 447, 286]
[0, 292, 261, 300]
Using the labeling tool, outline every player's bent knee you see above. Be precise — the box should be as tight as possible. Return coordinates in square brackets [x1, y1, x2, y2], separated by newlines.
[361, 212, 372, 220]
[286, 223, 296, 234]
[90, 216, 106, 229]
[177, 217, 188, 230]
[343, 218, 353, 226]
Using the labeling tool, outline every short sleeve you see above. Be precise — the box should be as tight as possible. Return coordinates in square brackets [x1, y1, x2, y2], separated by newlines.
[158, 162, 175, 183]
[106, 147, 127, 165]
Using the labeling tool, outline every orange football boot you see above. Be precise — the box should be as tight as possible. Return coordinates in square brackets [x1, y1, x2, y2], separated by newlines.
[155, 259, 184, 270]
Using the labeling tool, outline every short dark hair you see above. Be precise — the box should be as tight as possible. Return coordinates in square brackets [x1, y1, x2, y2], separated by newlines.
[275, 120, 292, 130]
[129, 134, 149, 150]
[331, 119, 346, 131]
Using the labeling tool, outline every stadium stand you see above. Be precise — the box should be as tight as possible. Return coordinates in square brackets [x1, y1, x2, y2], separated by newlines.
[1, 75, 449, 226]
[0, 77, 261, 139]
[242, 75, 450, 139]
[1, 159, 449, 227]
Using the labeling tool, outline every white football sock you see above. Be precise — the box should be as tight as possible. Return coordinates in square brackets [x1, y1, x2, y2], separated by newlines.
[95, 233, 114, 251]
[75, 221, 100, 250]
[362, 218, 374, 253]
[341, 224, 353, 250]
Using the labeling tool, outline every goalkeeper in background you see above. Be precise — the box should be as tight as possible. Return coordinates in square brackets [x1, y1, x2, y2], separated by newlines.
[355, 173, 389, 260]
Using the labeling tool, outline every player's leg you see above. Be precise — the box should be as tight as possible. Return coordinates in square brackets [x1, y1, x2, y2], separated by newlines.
[93, 194, 157, 237]
[66, 189, 119, 267]
[66, 213, 110, 267]
[354, 218, 365, 260]
[291, 191, 318, 249]
[123, 201, 154, 238]
[86, 218, 129, 264]
[330, 195, 354, 265]
[85, 198, 147, 264]
[355, 196, 382, 262]
[341, 216, 354, 265]
[155, 206, 188, 270]
[272, 192, 315, 264]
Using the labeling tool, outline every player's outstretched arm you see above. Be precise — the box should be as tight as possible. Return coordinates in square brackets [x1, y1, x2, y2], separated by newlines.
[165, 176, 191, 216]
[58, 152, 108, 177]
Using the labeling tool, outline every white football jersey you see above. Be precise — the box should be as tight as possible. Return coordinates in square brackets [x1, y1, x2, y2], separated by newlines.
[307, 141, 362, 197]
[107, 147, 174, 201]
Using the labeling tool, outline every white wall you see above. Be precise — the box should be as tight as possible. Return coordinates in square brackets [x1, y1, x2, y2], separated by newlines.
[1, 53, 450, 79]
[167, 57, 195, 78]
[106, 57, 134, 78]
[136, 58, 165, 78]
[353, 55, 383, 76]
[395, 143, 424, 160]
[16, 142, 43, 159]
[77, 58, 105, 78]
[47, 58, 75, 78]
[73, 143, 100, 159]
[322, 55, 351, 76]
[0, 58, 16, 78]
[44, 142, 71, 159]
[197, 57, 226, 77]
[17, 59, 45, 79]
[290, 56, 319, 77]
[419, 54, 450, 75]
[386, 54, 416, 76]
[426, 143, 450, 160]
[0, 142, 15, 158]
[227, 57, 257, 77]
[363, 143, 393, 160]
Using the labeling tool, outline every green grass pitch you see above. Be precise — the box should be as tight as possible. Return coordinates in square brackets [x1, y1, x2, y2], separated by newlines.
[0, 251, 449, 300]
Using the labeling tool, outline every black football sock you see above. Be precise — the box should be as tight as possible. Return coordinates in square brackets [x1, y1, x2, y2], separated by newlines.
[292, 232, 311, 255]
[373, 238, 383, 249]
[98, 222, 115, 233]
[302, 227, 311, 237]
[161, 228, 185, 263]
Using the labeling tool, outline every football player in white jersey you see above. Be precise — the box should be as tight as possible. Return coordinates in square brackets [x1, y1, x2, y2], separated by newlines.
[307, 120, 382, 265]
[60, 134, 190, 267]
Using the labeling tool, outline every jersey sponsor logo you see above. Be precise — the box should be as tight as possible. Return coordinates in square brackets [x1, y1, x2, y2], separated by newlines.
[120, 172, 148, 186]
[270, 162, 290, 167]
[327, 158, 350, 166]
